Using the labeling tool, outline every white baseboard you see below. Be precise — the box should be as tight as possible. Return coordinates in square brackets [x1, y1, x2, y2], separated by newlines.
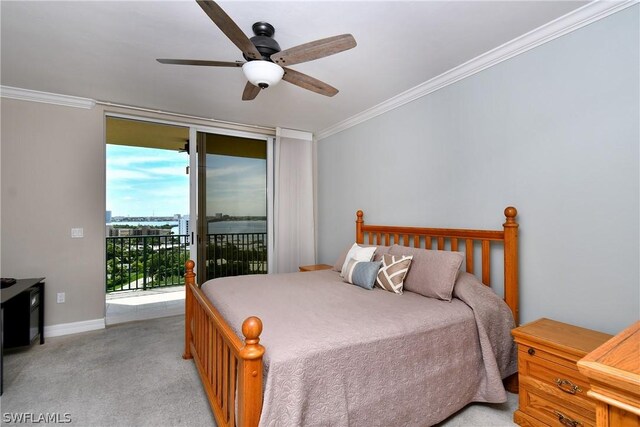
[44, 318, 106, 338]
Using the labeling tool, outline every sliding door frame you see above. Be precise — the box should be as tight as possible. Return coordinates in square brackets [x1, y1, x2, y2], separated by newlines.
[104, 112, 274, 285]
[189, 125, 274, 281]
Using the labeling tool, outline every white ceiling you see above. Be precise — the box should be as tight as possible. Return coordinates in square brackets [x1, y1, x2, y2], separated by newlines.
[1, 1, 589, 133]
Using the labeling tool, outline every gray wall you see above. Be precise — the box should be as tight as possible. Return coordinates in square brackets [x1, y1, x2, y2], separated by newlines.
[0, 99, 269, 328]
[317, 7, 639, 335]
[1, 99, 106, 325]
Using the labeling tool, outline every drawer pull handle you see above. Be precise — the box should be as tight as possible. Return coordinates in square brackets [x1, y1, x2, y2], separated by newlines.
[555, 378, 582, 395]
[554, 410, 582, 427]
[528, 348, 535, 356]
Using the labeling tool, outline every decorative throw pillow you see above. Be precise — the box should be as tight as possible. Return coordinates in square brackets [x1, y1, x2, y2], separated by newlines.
[339, 243, 377, 277]
[388, 245, 464, 301]
[333, 244, 390, 272]
[342, 260, 382, 290]
[376, 254, 413, 294]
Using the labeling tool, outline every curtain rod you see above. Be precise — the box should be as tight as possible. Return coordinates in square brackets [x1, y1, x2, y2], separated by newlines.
[96, 100, 275, 132]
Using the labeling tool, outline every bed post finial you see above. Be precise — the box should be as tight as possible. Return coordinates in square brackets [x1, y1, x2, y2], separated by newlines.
[184, 259, 196, 286]
[504, 206, 517, 223]
[183, 259, 196, 360]
[242, 316, 264, 351]
[239, 316, 265, 427]
[502, 207, 519, 326]
[356, 210, 364, 244]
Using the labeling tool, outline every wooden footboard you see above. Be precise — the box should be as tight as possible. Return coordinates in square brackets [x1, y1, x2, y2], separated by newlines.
[183, 260, 264, 427]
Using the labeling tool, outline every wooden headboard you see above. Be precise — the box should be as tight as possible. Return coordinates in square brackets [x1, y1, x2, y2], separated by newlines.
[355, 207, 519, 324]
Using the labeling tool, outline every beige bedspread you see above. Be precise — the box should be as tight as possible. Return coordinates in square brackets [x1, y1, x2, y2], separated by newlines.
[202, 269, 517, 427]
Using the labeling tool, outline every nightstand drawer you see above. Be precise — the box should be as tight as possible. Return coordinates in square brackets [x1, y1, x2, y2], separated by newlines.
[519, 349, 593, 411]
[520, 386, 595, 427]
[512, 318, 613, 427]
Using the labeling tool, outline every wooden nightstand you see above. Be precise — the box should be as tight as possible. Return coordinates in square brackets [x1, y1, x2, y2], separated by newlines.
[299, 264, 333, 272]
[512, 318, 612, 427]
[578, 321, 640, 427]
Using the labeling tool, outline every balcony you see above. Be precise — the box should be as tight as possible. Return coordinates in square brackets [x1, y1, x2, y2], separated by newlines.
[204, 232, 267, 281]
[106, 233, 267, 293]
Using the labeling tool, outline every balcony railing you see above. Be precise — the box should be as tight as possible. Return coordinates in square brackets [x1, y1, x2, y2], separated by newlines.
[106, 232, 268, 293]
[106, 235, 190, 293]
[205, 233, 267, 281]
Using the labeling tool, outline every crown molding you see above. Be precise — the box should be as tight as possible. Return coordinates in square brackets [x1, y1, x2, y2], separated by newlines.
[316, 0, 638, 141]
[277, 127, 313, 141]
[1, 85, 96, 109]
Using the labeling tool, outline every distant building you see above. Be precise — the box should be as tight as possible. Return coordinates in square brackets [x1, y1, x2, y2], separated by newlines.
[106, 210, 112, 223]
[215, 213, 223, 219]
[106, 226, 171, 237]
[179, 216, 190, 236]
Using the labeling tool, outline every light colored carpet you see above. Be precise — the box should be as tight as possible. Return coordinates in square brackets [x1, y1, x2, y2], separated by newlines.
[1, 316, 517, 426]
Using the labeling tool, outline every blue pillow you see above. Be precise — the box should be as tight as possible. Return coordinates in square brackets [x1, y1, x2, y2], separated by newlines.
[342, 260, 382, 290]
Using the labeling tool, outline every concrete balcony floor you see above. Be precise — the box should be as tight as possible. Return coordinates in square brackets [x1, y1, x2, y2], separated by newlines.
[106, 286, 185, 325]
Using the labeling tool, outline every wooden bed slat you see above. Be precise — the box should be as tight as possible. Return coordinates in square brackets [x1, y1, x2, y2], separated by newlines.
[222, 345, 228, 419]
[465, 239, 474, 274]
[187, 207, 519, 427]
[482, 240, 491, 286]
[217, 331, 222, 406]
[229, 355, 237, 426]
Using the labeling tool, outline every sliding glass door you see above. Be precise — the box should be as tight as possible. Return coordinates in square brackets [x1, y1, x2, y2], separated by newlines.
[195, 132, 270, 281]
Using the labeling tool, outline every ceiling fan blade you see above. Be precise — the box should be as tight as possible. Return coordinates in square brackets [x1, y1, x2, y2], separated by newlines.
[242, 81, 261, 101]
[282, 67, 338, 97]
[271, 34, 356, 66]
[196, 1, 262, 60]
[157, 59, 244, 67]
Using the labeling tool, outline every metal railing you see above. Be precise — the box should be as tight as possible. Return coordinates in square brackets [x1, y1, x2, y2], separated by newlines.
[106, 232, 267, 293]
[106, 234, 190, 293]
[205, 233, 267, 281]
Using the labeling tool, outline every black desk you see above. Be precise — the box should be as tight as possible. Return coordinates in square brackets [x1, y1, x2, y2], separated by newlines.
[1, 277, 45, 395]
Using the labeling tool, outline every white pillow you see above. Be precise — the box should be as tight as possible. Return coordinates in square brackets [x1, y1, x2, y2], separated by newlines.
[340, 243, 377, 277]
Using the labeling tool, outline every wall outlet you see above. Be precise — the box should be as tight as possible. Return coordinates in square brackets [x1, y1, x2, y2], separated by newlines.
[71, 228, 84, 238]
[57, 292, 65, 303]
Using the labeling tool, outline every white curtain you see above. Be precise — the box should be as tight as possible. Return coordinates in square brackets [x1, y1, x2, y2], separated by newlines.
[273, 128, 315, 273]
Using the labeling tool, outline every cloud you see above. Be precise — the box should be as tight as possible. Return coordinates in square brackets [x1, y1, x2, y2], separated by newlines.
[107, 145, 189, 216]
[106, 146, 266, 217]
[107, 169, 151, 180]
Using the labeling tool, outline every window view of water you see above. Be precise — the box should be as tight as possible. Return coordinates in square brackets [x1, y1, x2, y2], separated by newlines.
[208, 220, 266, 234]
[106, 127, 269, 292]
[107, 220, 267, 235]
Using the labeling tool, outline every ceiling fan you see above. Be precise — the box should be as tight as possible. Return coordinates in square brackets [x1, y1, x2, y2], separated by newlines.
[157, 0, 356, 101]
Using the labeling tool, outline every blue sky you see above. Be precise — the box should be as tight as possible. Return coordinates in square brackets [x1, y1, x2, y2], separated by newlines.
[106, 145, 188, 217]
[107, 145, 266, 218]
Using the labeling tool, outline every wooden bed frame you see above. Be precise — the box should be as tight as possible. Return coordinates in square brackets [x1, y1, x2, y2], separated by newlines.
[182, 206, 519, 427]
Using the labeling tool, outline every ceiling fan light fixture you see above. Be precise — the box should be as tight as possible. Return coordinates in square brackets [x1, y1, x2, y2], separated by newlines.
[242, 60, 284, 89]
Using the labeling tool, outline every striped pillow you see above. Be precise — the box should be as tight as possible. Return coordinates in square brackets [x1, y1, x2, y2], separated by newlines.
[376, 254, 413, 294]
[343, 259, 382, 290]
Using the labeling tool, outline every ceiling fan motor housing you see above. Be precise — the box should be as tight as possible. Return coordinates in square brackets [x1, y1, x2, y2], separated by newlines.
[245, 22, 281, 61]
